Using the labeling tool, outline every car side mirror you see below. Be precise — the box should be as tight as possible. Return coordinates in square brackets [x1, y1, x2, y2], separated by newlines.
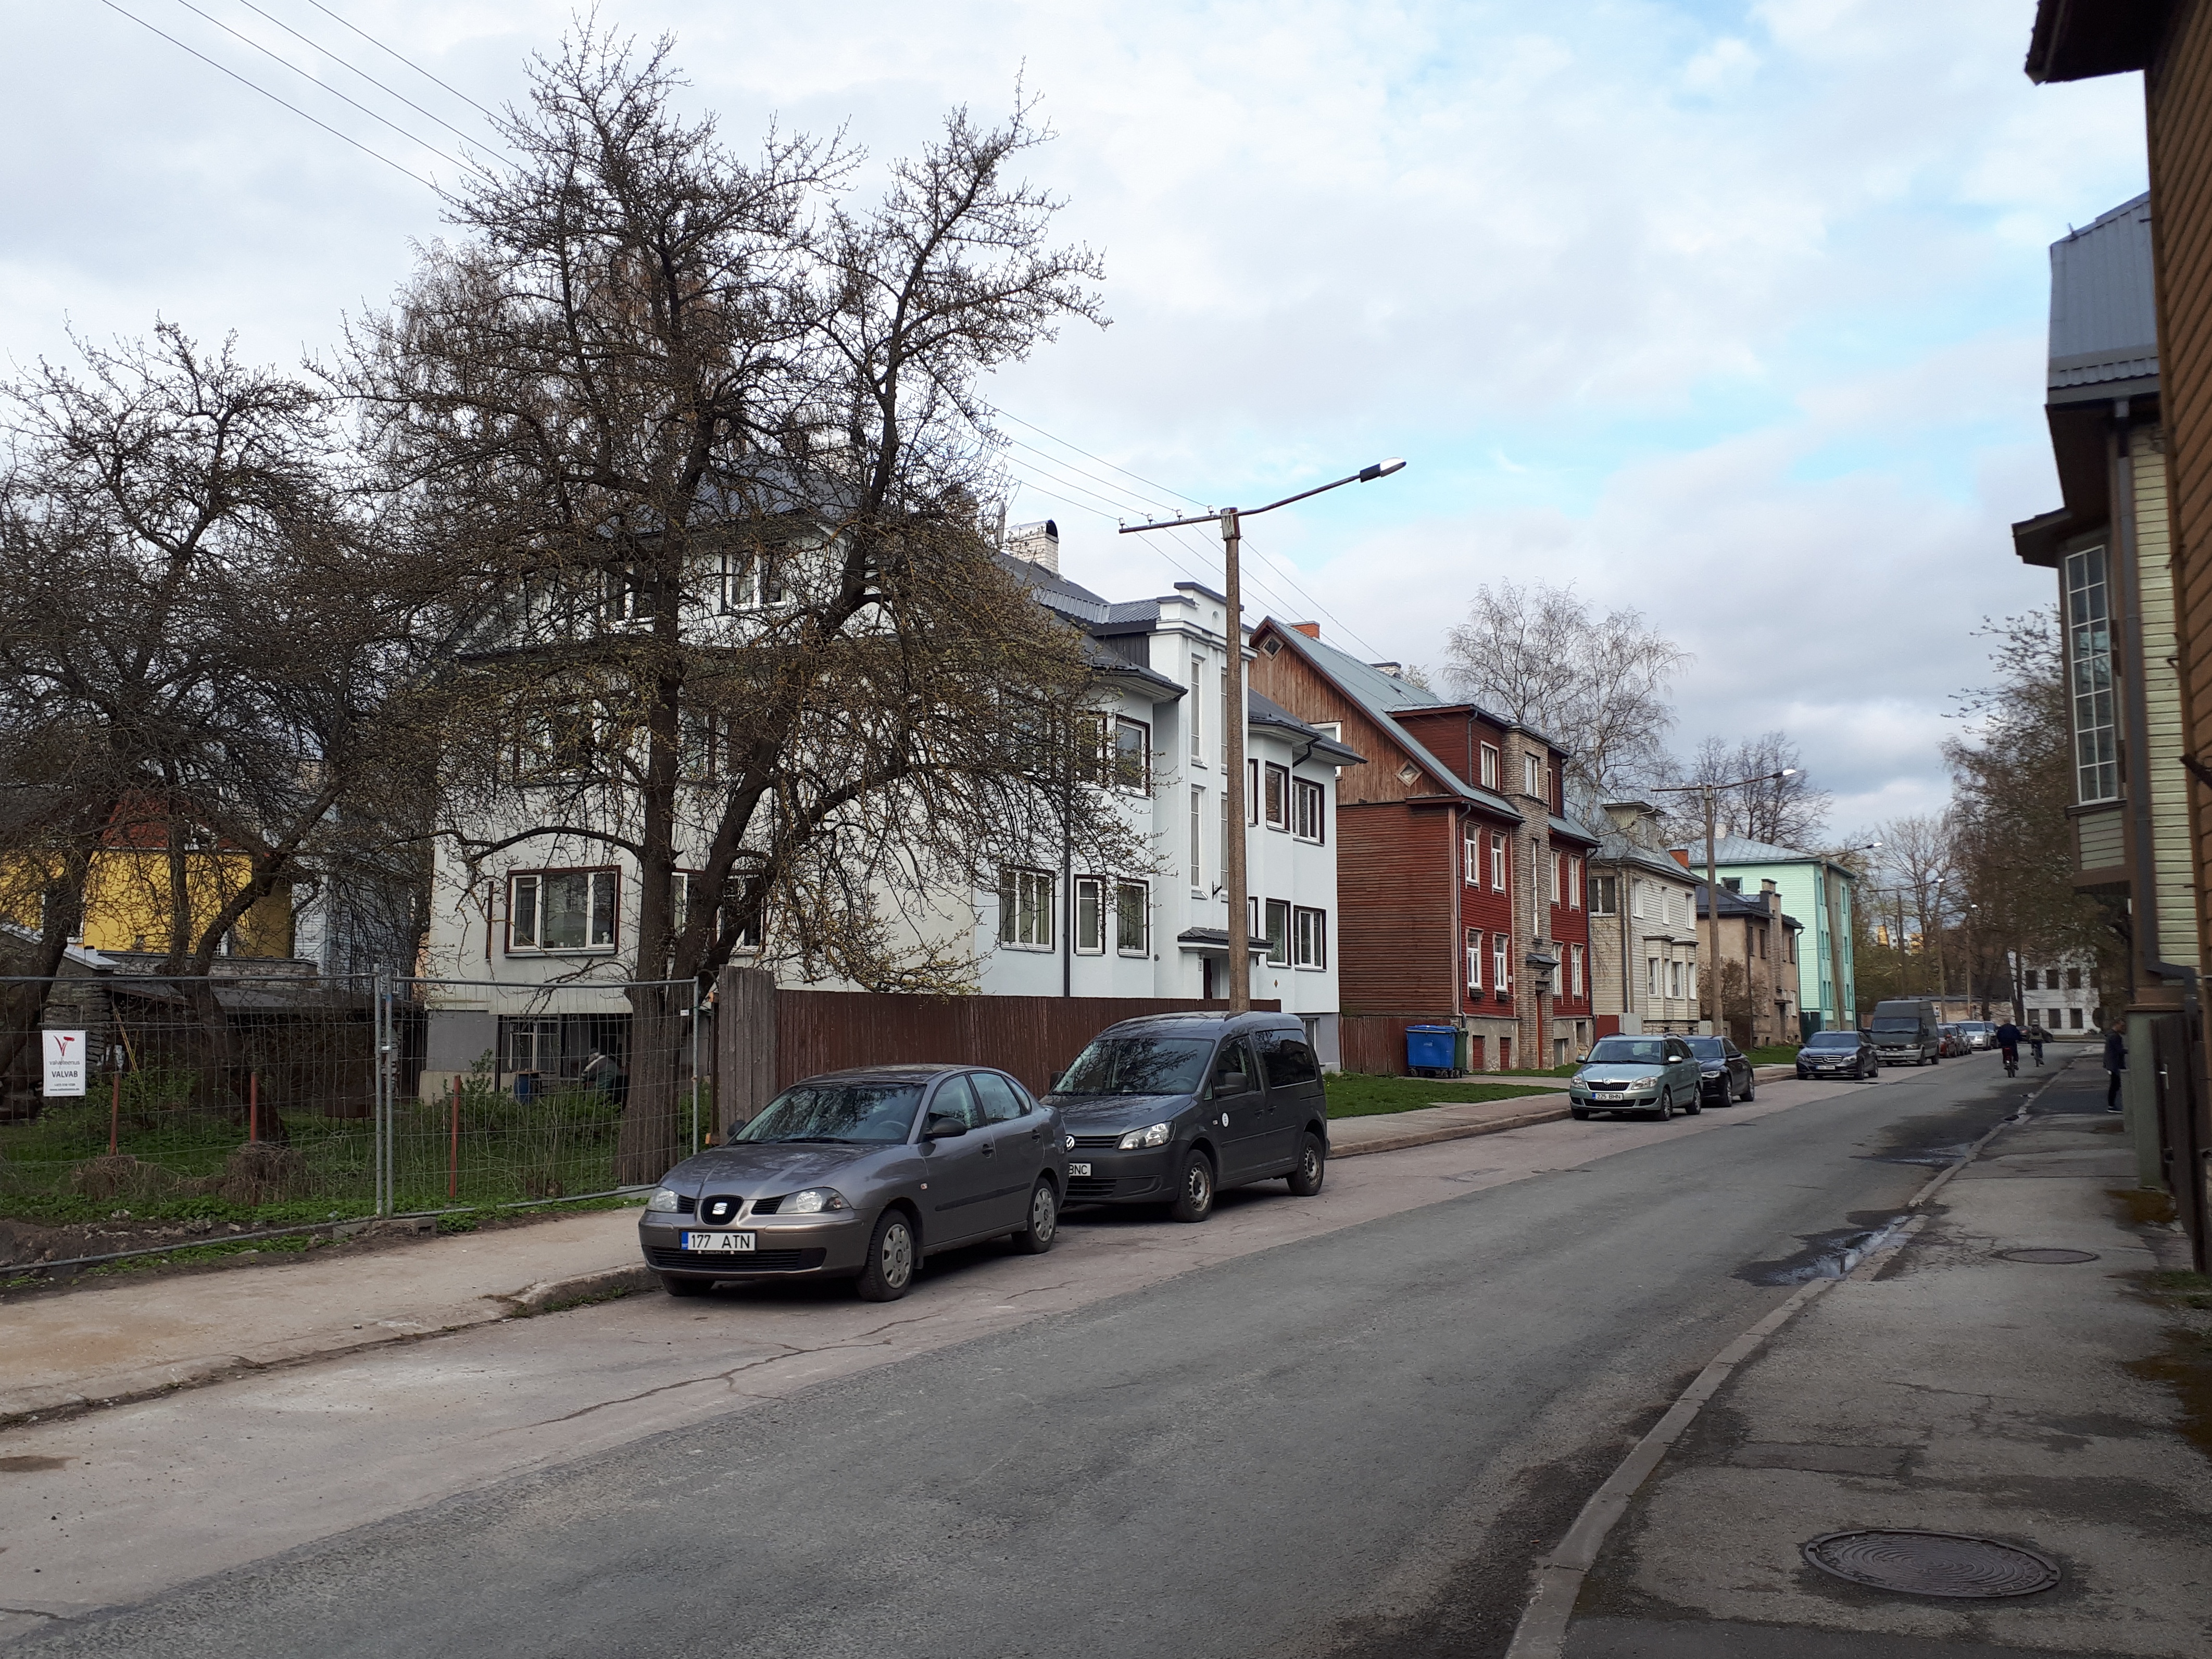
[1213, 1072, 1251, 1098]
[923, 1115, 968, 1139]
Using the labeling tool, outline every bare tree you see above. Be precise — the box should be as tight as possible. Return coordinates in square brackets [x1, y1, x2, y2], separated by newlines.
[350, 31, 1140, 1180]
[1666, 731, 1831, 849]
[0, 326, 440, 1125]
[1443, 581, 1689, 817]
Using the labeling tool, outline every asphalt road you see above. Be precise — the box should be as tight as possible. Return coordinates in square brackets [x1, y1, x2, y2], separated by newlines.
[7, 1054, 2037, 1659]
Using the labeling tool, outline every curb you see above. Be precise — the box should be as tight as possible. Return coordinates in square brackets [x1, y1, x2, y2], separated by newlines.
[502, 1264, 658, 1313]
[1331, 1103, 1572, 1159]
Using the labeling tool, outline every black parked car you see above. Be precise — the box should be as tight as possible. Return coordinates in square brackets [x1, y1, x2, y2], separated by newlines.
[1685, 1035, 1755, 1104]
[1044, 1012, 1329, 1223]
[1795, 1029, 1880, 1081]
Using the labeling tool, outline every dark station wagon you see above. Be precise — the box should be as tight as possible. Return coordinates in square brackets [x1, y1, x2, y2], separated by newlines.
[1044, 1012, 1330, 1222]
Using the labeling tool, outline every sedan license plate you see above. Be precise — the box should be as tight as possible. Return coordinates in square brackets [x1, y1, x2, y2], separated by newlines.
[681, 1231, 756, 1253]
[1068, 1162, 1092, 1177]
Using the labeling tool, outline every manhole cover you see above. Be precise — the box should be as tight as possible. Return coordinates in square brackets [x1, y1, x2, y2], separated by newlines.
[1802, 1530, 2060, 1598]
[1995, 1248, 2101, 1264]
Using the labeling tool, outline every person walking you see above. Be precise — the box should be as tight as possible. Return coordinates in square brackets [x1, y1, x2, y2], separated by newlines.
[2104, 1023, 2127, 1113]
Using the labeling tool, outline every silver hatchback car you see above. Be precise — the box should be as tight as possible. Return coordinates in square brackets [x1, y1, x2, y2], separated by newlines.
[638, 1065, 1067, 1302]
[1567, 1034, 1706, 1121]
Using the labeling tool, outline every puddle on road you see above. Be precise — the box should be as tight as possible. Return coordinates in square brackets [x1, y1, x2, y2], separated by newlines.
[1868, 1141, 1976, 1168]
[1737, 1211, 1913, 1285]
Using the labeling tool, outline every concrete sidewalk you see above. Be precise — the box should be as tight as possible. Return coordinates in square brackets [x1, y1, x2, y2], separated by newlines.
[0, 1088, 1582, 1425]
[1563, 1060, 2212, 1659]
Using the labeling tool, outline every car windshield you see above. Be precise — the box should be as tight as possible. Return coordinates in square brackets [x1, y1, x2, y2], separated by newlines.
[1055, 1036, 1214, 1096]
[733, 1082, 924, 1144]
[1805, 1032, 1860, 1048]
[1870, 1018, 1921, 1032]
[1684, 1038, 1726, 1059]
[1586, 1038, 1667, 1064]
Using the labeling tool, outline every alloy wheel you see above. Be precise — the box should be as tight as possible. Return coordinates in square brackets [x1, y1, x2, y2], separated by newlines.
[880, 1219, 913, 1289]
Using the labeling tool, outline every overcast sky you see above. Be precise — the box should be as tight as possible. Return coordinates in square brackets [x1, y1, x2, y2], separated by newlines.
[4, 1, 2152, 841]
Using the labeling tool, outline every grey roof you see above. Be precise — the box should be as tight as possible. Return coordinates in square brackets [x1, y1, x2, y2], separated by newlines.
[1592, 832, 1697, 881]
[999, 554, 1169, 627]
[1679, 836, 1858, 877]
[1695, 881, 1783, 921]
[2048, 193, 2157, 394]
[1264, 627, 1525, 819]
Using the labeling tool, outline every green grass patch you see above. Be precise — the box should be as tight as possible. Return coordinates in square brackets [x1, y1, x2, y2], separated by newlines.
[2144, 1269, 2212, 1311]
[1325, 1073, 1557, 1120]
[1747, 1044, 1801, 1065]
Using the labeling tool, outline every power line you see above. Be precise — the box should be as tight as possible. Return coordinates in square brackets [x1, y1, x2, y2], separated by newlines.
[998, 409, 1389, 660]
[302, 0, 501, 121]
[96, 0, 442, 191]
[165, 0, 484, 179]
[233, 0, 499, 152]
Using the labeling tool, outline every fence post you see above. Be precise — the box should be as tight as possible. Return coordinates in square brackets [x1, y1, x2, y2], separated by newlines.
[450, 1074, 461, 1201]
[374, 964, 390, 1217]
[109, 1071, 120, 1157]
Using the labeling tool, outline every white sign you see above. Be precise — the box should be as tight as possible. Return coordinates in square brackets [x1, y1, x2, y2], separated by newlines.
[42, 1030, 89, 1097]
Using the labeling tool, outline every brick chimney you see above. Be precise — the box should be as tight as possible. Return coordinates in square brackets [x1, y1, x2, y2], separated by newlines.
[1006, 518, 1060, 573]
[1291, 622, 1321, 638]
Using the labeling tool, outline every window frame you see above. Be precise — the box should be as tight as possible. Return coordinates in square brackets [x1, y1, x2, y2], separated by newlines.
[1465, 926, 1482, 990]
[1262, 897, 1291, 966]
[1591, 873, 1618, 915]
[2063, 545, 2119, 805]
[1490, 832, 1508, 892]
[1115, 880, 1149, 957]
[1493, 935, 1511, 994]
[1479, 743, 1500, 790]
[1188, 655, 1205, 763]
[1264, 762, 1290, 831]
[506, 867, 620, 954]
[1525, 753, 1543, 797]
[998, 868, 1056, 952]
[1074, 875, 1106, 956]
[1570, 942, 1585, 999]
[1292, 904, 1327, 969]
[1292, 776, 1326, 843]
[1109, 716, 1152, 794]
[720, 547, 787, 612]
[1568, 856, 1583, 910]
[1189, 785, 1204, 891]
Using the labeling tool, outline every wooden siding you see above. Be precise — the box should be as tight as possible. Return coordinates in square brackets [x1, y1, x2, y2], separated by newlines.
[2078, 803, 2128, 870]
[2134, 429, 2202, 966]
[2147, 1, 2212, 978]
[1249, 632, 1445, 807]
[1337, 802, 1454, 1013]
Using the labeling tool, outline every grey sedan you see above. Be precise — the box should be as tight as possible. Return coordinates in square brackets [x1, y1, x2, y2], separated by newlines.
[638, 1065, 1066, 1302]
[1567, 1034, 1705, 1121]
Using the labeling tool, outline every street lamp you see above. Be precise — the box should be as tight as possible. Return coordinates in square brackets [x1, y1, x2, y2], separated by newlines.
[1122, 459, 1406, 1012]
[1651, 770, 1796, 1043]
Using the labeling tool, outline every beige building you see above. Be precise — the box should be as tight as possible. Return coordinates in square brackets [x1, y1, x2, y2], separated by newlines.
[1588, 802, 1702, 1036]
[1694, 877, 1804, 1049]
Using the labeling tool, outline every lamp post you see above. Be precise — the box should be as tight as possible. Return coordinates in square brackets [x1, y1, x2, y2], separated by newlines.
[1651, 771, 1796, 1043]
[1121, 459, 1406, 1012]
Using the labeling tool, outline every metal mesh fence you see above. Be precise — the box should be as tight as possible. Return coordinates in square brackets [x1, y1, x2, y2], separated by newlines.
[0, 971, 703, 1224]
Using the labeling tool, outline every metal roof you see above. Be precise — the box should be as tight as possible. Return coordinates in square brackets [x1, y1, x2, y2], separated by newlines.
[2048, 193, 2158, 394]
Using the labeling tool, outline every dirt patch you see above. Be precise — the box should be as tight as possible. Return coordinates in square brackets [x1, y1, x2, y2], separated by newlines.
[2112, 1185, 2180, 1226]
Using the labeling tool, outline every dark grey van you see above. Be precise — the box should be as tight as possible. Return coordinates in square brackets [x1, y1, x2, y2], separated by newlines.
[1044, 1012, 1329, 1223]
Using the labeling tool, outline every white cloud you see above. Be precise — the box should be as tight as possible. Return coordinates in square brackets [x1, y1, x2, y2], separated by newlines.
[0, 0, 2154, 832]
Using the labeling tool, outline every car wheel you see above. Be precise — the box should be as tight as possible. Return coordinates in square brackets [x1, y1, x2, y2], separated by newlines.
[1287, 1131, 1326, 1197]
[1682, 1087, 1703, 1115]
[1168, 1148, 1216, 1223]
[660, 1273, 711, 1298]
[1649, 1089, 1674, 1122]
[854, 1208, 917, 1302]
[1012, 1178, 1058, 1254]
[1742, 1075, 1756, 1102]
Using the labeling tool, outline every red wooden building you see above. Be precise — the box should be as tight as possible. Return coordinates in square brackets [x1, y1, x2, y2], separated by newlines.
[1249, 621, 1596, 1073]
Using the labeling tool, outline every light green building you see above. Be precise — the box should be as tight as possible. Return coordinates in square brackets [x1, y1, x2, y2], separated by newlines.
[1678, 836, 1859, 1035]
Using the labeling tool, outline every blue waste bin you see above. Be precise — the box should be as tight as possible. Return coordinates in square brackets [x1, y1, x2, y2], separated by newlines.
[1406, 1025, 1457, 1078]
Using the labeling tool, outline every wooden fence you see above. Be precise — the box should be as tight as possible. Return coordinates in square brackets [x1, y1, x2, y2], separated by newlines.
[713, 970, 1277, 1130]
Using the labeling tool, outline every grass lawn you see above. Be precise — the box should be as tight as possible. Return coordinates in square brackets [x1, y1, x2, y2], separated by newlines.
[1746, 1044, 1801, 1065]
[1324, 1073, 1558, 1120]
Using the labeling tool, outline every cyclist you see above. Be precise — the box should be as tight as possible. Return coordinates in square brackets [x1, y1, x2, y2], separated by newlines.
[1992, 1018, 2025, 1078]
[2026, 1023, 2047, 1067]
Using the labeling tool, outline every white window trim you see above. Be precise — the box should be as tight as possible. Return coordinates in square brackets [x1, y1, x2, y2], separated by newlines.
[1293, 904, 1328, 969]
[1074, 875, 1105, 956]
[1114, 879, 1151, 957]
[506, 868, 620, 955]
[1465, 926, 1482, 990]
[1480, 743, 1500, 790]
[1292, 775, 1326, 844]
[998, 868, 1056, 952]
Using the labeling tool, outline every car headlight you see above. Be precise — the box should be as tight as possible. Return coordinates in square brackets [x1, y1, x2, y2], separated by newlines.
[1633, 1074, 1661, 1087]
[1118, 1122, 1172, 1150]
[647, 1187, 682, 1212]
[784, 1187, 849, 1215]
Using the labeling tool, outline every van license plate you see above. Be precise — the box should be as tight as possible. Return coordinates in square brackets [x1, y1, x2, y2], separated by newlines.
[1068, 1162, 1091, 1177]
[682, 1231, 755, 1253]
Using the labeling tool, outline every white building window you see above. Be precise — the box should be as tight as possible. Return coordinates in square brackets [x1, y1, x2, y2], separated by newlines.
[1264, 763, 1290, 830]
[2064, 545, 2119, 804]
[1490, 833, 1507, 891]
[1570, 943, 1585, 998]
[1293, 906, 1328, 969]
[1493, 936, 1511, 994]
[1465, 927, 1482, 988]
[1293, 777, 1325, 843]
[1549, 851, 1564, 904]
[508, 869, 618, 953]
[1189, 656, 1205, 762]
[1647, 957, 1661, 997]
[1480, 743, 1500, 790]
[1115, 881, 1149, 956]
[1074, 877, 1105, 955]
[1190, 786, 1204, 889]
[1568, 857, 1582, 909]
[720, 549, 786, 611]
[998, 869, 1055, 950]
[1591, 874, 1618, 915]
[1525, 753, 1542, 796]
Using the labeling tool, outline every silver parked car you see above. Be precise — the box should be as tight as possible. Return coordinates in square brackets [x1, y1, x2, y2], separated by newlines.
[638, 1065, 1067, 1302]
[1568, 1035, 1706, 1121]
